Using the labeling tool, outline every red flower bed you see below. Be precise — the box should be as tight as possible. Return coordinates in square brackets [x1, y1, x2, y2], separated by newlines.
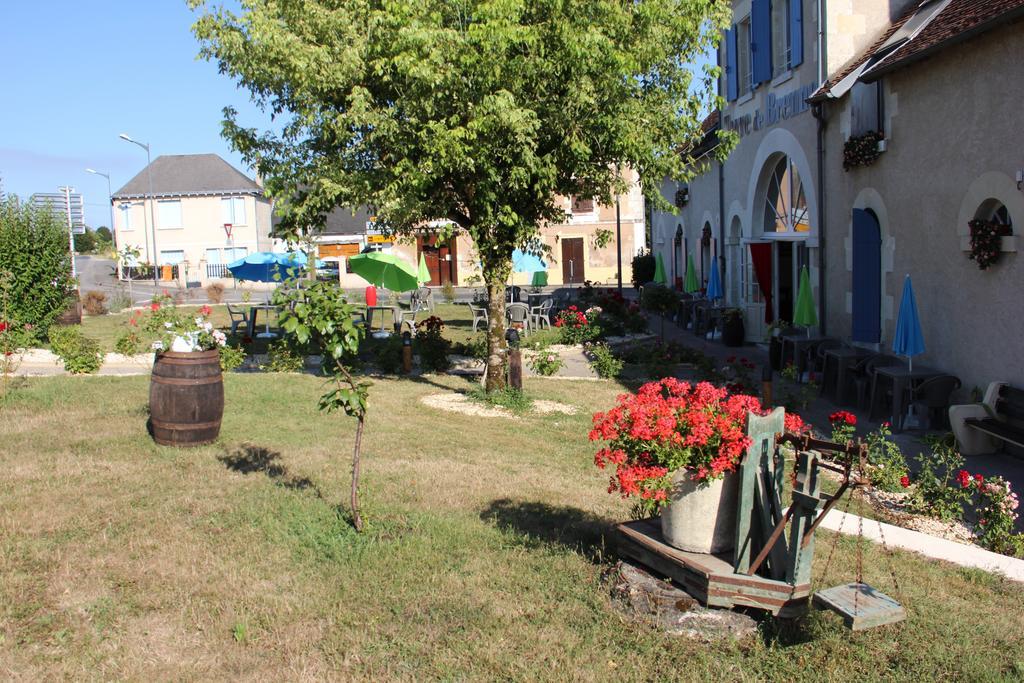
[590, 378, 806, 510]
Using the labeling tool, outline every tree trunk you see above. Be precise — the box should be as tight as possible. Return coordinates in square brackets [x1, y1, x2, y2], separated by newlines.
[484, 280, 508, 392]
[350, 414, 365, 532]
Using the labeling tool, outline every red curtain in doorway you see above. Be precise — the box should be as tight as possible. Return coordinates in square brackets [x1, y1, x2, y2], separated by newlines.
[749, 243, 774, 324]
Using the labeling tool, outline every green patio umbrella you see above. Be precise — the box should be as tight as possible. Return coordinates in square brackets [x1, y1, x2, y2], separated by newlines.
[653, 252, 668, 285]
[684, 253, 700, 294]
[793, 265, 818, 335]
[348, 252, 420, 292]
[417, 253, 431, 285]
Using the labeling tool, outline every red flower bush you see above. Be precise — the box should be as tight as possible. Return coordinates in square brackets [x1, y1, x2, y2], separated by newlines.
[590, 379, 781, 510]
[829, 410, 857, 445]
[829, 411, 857, 426]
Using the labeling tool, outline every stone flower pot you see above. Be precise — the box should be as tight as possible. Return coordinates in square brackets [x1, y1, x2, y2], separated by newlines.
[660, 469, 738, 554]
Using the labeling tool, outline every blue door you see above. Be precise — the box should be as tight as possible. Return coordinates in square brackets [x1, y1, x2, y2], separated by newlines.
[851, 209, 881, 343]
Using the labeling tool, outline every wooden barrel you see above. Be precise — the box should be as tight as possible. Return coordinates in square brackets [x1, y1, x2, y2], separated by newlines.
[149, 349, 224, 447]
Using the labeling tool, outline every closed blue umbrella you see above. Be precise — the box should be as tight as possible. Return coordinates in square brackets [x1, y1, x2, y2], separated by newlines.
[227, 251, 309, 282]
[705, 258, 723, 302]
[892, 274, 925, 371]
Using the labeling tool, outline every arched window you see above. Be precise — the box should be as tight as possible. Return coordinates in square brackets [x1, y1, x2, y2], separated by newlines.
[978, 198, 1014, 234]
[763, 156, 809, 234]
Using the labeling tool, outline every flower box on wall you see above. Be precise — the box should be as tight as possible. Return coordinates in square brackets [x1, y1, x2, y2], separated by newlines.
[843, 131, 885, 171]
[965, 218, 1015, 270]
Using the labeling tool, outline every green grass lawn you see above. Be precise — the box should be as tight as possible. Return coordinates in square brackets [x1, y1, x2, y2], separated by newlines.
[2, 373, 1023, 679]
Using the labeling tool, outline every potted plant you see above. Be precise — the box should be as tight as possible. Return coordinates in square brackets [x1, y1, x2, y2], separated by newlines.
[590, 379, 804, 553]
[721, 308, 745, 347]
[144, 297, 229, 446]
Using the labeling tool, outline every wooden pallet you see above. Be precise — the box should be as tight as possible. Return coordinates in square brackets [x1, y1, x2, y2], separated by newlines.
[614, 519, 810, 618]
[813, 583, 906, 631]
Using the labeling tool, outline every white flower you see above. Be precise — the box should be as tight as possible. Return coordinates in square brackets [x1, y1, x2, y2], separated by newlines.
[203, 322, 213, 332]
[151, 341, 164, 351]
[164, 321, 173, 329]
[195, 317, 204, 326]
[212, 330, 227, 346]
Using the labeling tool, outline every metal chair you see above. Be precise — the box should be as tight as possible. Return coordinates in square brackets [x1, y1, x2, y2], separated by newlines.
[226, 303, 250, 336]
[858, 354, 900, 411]
[411, 286, 434, 313]
[468, 302, 489, 333]
[506, 302, 531, 336]
[908, 375, 962, 431]
[530, 299, 553, 330]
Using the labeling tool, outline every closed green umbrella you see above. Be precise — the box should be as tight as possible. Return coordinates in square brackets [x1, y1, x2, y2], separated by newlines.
[653, 252, 668, 285]
[348, 252, 420, 292]
[684, 253, 700, 294]
[417, 253, 431, 285]
[793, 265, 818, 334]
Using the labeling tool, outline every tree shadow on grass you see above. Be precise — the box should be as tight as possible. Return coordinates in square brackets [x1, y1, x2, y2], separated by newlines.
[480, 498, 612, 563]
[218, 444, 323, 498]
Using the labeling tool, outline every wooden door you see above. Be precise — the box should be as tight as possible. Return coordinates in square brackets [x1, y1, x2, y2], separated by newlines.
[851, 208, 882, 343]
[418, 234, 458, 286]
[561, 238, 585, 284]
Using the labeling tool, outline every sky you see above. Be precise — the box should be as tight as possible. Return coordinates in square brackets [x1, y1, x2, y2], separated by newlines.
[0, 1, 268, 228]
[0, 2, 718, 229]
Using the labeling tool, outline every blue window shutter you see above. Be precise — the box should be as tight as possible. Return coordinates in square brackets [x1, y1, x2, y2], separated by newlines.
[790, 0, 803, 67]
[851, 209, 882, 343]
[725, 27, 738, 101]
[751, 0, 772, 85]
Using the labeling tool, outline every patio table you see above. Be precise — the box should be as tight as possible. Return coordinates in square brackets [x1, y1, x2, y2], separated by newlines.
[366, 305, 400, 335]
[821, 347, 873, 402]
[248, 304, 282, 339]
[869, 364, 943, 432]
[781, 332, 829, 381]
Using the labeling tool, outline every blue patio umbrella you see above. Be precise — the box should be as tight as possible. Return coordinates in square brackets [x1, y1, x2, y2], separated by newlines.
[227, 251, 311, 282]
[705, 257, 723, 302]
[892, 274, 926, 371]
[512, 249, 546, 273]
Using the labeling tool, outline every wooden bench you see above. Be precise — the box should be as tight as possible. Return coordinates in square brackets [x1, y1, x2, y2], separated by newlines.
[950, 382, 1024, 455]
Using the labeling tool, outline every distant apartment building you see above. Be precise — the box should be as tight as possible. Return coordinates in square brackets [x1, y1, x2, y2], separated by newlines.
[110, 154, 273, 283]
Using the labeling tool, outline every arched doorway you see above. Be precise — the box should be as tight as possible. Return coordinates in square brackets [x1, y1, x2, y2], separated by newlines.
[851, 208, 881, 343]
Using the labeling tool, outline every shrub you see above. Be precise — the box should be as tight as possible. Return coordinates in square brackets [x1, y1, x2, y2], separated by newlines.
[82, 290, 108, 316]
[49, 326, 103, 374]
[219, 344, 247, 372]
[586, 342, 623, 379]
[630, 250, 656, 288]
[468, 386, 533, 413]
[640, 283, 678, 315]
[262, 338, 305, 372]
[0, 195, 76, 334]
[974, 476, 1022, 556]
[864, 423, 909, 492]
[370, 335, 403, 374]
[415, 315, 450, 372]
[554, 305, 601, 345]
[905, 435, 971, 522]
[114, 330, 143, 356]
[441, 281, 456, 303]
[520, 328, 560, 351]
[205, 282, 226, 303]
[529, 348, 563, 376]
[107, 288, 132, 314]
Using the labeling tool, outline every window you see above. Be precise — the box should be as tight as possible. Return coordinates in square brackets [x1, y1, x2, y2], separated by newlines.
[771, 0, 790, 76]
[206, 248, 222, 265]
[851, 80, 882, 136]
[221, 196, 247, 225]
[160, 250, 185, 266]
[763, 156, 809, 233]
[737, 17, 752, 96]
[979, 199, 1014, 235]
[571, 197, 595, 214]
[119, 203, 135, 230]
[157, 200, 182, 229]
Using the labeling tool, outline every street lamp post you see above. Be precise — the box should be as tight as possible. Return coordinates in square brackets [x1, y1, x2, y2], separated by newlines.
[118, 134, 159, 286]
[85, 167, 115, 253]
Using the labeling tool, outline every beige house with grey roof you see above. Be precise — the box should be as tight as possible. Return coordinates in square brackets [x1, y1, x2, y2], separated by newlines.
[111, 153, 273, 284]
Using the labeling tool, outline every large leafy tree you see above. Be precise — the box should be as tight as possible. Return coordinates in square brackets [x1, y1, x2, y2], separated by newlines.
[192, 0, 730, 390]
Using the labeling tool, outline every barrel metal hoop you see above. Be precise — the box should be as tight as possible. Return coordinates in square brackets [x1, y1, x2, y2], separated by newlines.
[150, 419, 222, 431]
[151, 375, 223, 386]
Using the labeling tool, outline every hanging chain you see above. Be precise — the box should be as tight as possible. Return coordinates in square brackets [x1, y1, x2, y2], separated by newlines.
[873, 503, 904, 606]
[817, 481, 853, 590]
[855, 489, 865, 618]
